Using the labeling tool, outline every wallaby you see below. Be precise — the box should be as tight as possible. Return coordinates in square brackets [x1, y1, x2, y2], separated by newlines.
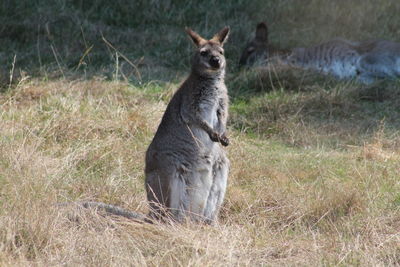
[285, 38, 400, 83]
[285, 39, 361, 80]
[145, 26, 230, 224]
[239, 22, 291, 67]
[58, 27, 230, 225]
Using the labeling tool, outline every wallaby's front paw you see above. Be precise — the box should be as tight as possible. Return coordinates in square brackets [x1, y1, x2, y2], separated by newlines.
[209, 132, 220, 143]
[220, 134, 229, 146]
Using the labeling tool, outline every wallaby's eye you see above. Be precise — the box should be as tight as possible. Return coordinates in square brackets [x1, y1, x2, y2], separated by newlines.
[219, 50, 224, 55]
[200, 50, 208, 57]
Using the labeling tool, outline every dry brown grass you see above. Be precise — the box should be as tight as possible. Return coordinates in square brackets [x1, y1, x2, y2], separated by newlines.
[1, 1, 400, 265]
[0, 78, 399, 266]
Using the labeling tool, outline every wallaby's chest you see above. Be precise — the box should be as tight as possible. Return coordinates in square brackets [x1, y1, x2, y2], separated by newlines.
[194, 82, 225, 127]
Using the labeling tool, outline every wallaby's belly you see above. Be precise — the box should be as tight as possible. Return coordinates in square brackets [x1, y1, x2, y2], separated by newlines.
[167, 145, 228, 222]
[319, 51, 359, 79]
[328, 59, 358, 79]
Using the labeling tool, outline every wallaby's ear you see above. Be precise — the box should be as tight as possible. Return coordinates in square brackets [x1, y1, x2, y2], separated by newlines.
[255, 22, 268, 43]
[211, 26, 230, 46]
[185, 27, 207, 47]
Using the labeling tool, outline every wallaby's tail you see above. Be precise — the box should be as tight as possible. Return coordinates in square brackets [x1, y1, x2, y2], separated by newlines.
[57, 201, 153, 224]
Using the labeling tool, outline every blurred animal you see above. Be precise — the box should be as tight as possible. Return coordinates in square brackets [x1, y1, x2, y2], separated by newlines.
[285, 39, 361, 80]
[145, 26, 230, 224]
[356, 40, 400, 83]
[239, 22, 291, 67]
[286, 38, 400, 84]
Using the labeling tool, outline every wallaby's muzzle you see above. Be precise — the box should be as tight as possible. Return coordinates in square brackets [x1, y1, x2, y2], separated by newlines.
[210, 56, 221, 69]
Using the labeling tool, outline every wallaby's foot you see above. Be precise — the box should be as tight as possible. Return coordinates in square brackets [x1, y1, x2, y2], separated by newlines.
[220, 133, 229, 146]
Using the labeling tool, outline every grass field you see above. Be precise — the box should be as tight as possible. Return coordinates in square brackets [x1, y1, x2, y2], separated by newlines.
[1, 0, 399, 266]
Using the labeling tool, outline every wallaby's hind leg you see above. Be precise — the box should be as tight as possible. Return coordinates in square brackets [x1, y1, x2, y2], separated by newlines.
[181, 166, 214, 222]
[358, 54, 396, 80]
[146, 152, 186, 221]
[147, 165, 212, 223]
[203, 152, 229, 224]
[168, 171, 189, 222]
[146, 171, 170, 220]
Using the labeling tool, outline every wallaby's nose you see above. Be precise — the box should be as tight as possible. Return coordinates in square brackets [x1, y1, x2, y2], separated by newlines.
[209, 56, 221, 68]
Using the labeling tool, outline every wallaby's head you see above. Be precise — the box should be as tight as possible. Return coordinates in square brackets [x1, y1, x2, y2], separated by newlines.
[186, 26, 230, 76]
[239, 22, 269, 67]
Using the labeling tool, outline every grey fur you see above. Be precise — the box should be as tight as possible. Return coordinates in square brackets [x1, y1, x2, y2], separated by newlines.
[145, 27, 230, 224]
[286, 39, 400, 83]
[285, 39, 361, 80]
[357, 40, 400, 83]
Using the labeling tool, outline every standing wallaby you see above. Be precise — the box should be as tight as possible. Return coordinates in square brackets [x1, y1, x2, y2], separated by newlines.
[145, 26, 230, 224]
[56, 27, 230, 225]
[239, 22, 291, 67]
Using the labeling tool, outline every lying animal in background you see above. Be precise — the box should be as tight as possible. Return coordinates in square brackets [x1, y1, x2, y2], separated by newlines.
[286, 38, 400, 84]
[239, 22, 291, 67]
[240, 21, 400, 84]
[285, 39, 361, 80]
